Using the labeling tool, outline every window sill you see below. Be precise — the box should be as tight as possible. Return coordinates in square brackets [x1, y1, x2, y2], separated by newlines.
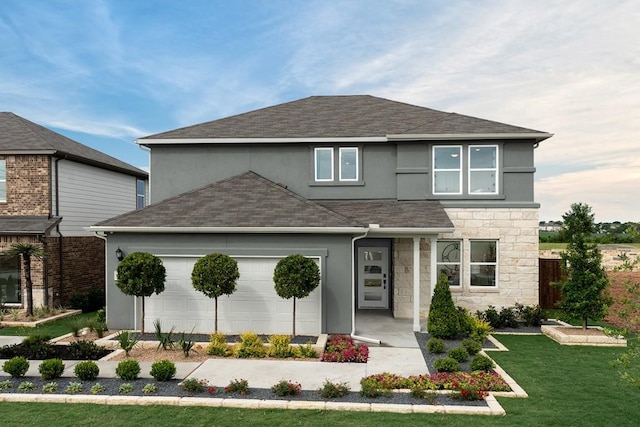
[309, 180, 365, 187]
[468, 286, 500, 293]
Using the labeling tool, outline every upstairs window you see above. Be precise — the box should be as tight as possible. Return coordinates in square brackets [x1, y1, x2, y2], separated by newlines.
[469, 145, 498, 194]
[339, 147, 358, 181]
[433, 146, 462, 194]
[136, 179, 146, 209]
[470, 240, 497, 287]
[0, 159, 6, 202]
[314, 147, 359, 182]
[314, 148, 334, 181]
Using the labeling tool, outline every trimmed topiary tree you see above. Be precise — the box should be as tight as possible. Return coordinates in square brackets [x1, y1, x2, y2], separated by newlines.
[191, 253, 240, 333]
[427, 274, 461, 338]
[273, 254, 320, 337]
[116, 252, 166, 333]
[556, 203, 612, 330]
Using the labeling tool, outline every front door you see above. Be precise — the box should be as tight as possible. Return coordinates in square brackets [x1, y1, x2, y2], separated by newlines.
[357, 246, 389, 309]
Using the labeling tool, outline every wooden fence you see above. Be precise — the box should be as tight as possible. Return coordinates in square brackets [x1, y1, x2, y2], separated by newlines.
[539, 258, 563, 309]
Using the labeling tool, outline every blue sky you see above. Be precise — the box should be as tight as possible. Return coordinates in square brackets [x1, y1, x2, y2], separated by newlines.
[1, 0, 638, 222]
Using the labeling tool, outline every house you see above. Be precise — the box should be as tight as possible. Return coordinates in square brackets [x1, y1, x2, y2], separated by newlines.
[0, 112, 148, 308]
[90, 95, 552, 336]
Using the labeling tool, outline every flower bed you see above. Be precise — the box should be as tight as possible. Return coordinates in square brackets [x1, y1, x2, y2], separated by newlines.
[321, 335, 368, 363]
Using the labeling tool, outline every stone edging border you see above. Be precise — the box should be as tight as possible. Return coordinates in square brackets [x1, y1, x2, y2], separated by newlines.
[0, 310, 82, 328]
[0, 392, 506, 415]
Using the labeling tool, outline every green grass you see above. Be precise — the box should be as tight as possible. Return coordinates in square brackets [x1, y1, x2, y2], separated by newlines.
[0, 311, 96, 337]
[0, 335, 638, 426]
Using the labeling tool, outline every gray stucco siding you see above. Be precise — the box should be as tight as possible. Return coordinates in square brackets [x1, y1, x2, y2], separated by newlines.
[105, 233, 354, 334]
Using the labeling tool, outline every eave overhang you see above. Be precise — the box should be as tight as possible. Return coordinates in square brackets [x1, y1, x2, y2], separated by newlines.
[387, 132, 553, 142]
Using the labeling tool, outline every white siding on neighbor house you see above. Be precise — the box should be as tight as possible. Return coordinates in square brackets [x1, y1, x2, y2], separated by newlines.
[57, 160, 139, 236]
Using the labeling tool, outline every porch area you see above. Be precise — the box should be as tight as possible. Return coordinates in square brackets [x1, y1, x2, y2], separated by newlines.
[353, 309, 422, 348]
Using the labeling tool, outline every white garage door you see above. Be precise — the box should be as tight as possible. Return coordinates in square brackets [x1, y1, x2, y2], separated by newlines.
[145, 256, 321, 335]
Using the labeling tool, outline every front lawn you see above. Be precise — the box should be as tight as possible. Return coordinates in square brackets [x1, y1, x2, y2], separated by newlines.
[1, 334, 638, 426]
[0, 311, 96, 337]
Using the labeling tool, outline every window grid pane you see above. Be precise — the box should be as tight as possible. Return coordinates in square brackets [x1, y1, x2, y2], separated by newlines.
[469, 146, 497, 194]
[315, 148, 333, 181]
[437, 241, 461, 286]
[339, 147, 358, 181]
[433, 147, 462, 194]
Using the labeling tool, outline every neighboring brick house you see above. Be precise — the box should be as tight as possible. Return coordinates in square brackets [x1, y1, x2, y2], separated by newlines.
[91, 95, 551, 337]
[0, 112, 148, 308]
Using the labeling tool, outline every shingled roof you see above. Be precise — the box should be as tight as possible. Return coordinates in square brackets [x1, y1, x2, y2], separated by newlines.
[140, 95, 550, 141]
[0, 112, 147, 178]
[0, 215, 61, 235]
[92, 171, 453, 232]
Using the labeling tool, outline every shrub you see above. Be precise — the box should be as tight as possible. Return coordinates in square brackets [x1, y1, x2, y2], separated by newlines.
[69, 289, 105, 313]
[206, 332, 231, 356]
[67, 340, 107, 360]
[434, 357, 460, 373]
[470, 354, 495, 372]
[318, 380, 350, 398]
[119, 383, 134, 394]
[427, 274, 460, 338]
[3, 356, 29, 378]
[95, 308, 106, 324]
[150, 359, 177, 381]
[457, 306, 475, 335]
[499, 306, 519, 328]
[469, 316, 493, 343]
[42, 382, 58, 393]
[271, 380, 301, 396]
[181, 377, 208, 393]
[515, 303, 546, 326]
[360, 372, 408, 390]
[115, 359, 141, 381]
[15, 335, 55, 359]
[294, 342, 317, 359]
[268, 334, 295, 358]
[74, 360, 100, 381]
[90, 383, 105, 394]
[479, 305, 501, 328]
[115, 330, 139, 356]
[224, 378, 249, 395]
[234, 332, 267, 358]
[153, 319, 175, 350]
[65, 382, 83, 394]
[462, 338, 482, 355]
[18, 381, 35, 392]
[448, 346, 469, 362]
[142, 383, 158, 394]
[39, 359, 65, 380]
[427, 337, 446, 354]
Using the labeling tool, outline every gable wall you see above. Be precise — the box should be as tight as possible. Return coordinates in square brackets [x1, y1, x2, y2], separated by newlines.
[56, 159, 140, 236]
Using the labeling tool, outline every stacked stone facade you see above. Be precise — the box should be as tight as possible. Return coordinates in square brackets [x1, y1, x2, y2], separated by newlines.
[392, 208, 540, 318]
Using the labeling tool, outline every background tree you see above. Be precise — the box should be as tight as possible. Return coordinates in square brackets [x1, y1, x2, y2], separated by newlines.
[273, 254, 320, 337]
[427, 273, 460, 338]
[556, 203, 612, 330]
[6, 242, 45, 316]
[191, 253, 239, 333]
[116, 252, 166, 333]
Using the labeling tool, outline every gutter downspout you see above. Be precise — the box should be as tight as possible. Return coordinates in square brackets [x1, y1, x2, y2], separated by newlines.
[349, 228, 381, 345]
[54, 157, 65, 306]
[93, 232, 110, 327]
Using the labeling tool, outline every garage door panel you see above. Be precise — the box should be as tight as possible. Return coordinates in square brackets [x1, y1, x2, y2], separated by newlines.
[146, 257, 321, 335]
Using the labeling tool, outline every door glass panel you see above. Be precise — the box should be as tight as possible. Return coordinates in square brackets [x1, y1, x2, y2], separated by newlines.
[363, 251, 383, 261]
[364, 292, 382, 301]
[364, 279, 382, 287]
[364, 265, 382, 274]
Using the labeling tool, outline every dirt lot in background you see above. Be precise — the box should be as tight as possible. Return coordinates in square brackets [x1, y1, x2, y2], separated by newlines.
[604, 271, 640, 330]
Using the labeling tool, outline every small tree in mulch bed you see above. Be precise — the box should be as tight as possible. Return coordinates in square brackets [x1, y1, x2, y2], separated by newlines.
[555, 203, 612, 330]
[273, 255, 320, 337]
[427, 273, 461, 339]
[191, 253, 240, 333]
[116, 252, 166, 333]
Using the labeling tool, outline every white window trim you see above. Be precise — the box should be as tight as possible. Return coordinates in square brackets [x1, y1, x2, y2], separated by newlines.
[436, 240, 462, 288]
[468, 145, 499, 195]
[469, 239, 498, 288]
[433, 146, 462, 195]
[314, 147, 334, 181]
[339, 147, 359, 182]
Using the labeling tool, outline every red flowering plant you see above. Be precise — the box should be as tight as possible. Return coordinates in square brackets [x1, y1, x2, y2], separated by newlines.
[321, 335, 369, 363]
[271, 380, 302, 397]
[224, 378, 250, 395]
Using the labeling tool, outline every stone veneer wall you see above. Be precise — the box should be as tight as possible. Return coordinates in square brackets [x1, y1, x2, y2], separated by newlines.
[392, 208, 539, 318]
